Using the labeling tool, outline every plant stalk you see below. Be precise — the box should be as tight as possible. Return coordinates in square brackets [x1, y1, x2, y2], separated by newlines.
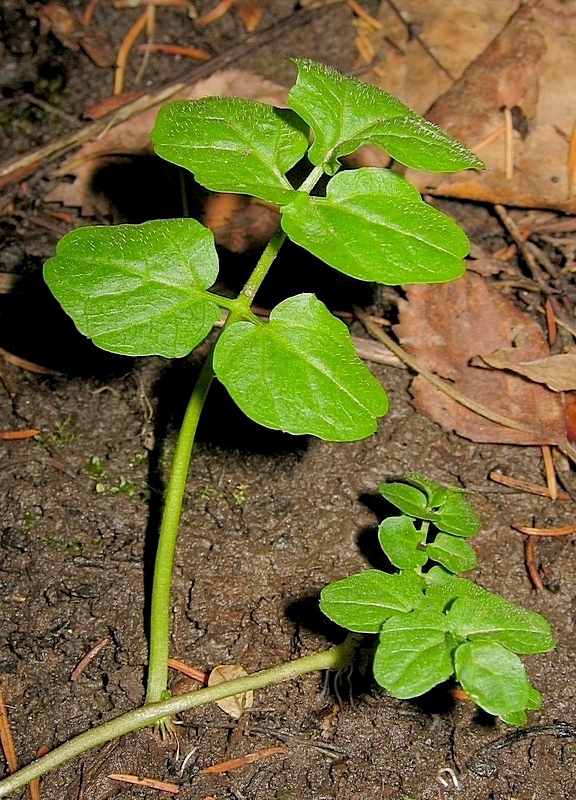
[145, 352, 215, 705]
[146, 161, 327, 705]
[144, 188, 314, 703]
[0, 636, 360, 798]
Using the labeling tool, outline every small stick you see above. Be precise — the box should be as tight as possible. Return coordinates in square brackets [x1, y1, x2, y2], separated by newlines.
[0, 690, 17, 774]
[114, 10, 150, 95]
[71, 637, 111, 681]
[568, 117, 576, 199]
[196, 0, 235, 27]
[28, 746, 50, 800]
[544, 297, 557, 345]
[488, 471, 570, 501]
[108, 773, 179, 793]
[82, 0, 101, 26]
[168, 658, 209, 684]
[513, 523, 576, 537]
[493, 205, 550, 291]
[199, 746, 286, 775]
[0, 429, 40, 441]
[137, 43, 210, 60]
[541, 444, 557, 501]
[503, 106, 514, 180]
[346, 0, 381, 29]
[134, 5, 157, 85]
[524, 535, 543, 591]
[473, 123, 506, 152]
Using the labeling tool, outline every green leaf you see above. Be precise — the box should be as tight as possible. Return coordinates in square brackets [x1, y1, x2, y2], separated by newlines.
[151, 98, 309, 204]
[281, 169, 469, 284]
[403, 472, 450, 507]
[320, 570, 424, 633]
[433, 491, 481, 537]
[43, 219, 221, 357]
[426, 532, 477, 573]
[377, 516, 427, 570]
[378, 483, 434, 519]
[454, 641, 541, 725]
[446, 590, 556, 655]
[380, 474, 481, 537]
[374, 608, 455, 697]
[212, 293, 388, 441]
[287, 58, 484, 174]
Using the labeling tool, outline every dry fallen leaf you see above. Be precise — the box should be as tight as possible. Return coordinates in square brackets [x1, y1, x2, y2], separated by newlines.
[478, 350, 576, 393]
[208, 664, 253, 718]
[395, 272, 567, 446]
[360, 1, 576, 213]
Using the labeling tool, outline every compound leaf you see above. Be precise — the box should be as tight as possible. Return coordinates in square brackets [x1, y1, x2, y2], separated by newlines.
[152, 98, 308, 204]
[281, 169, 469, 284]
[454, 641, 541, 725]
[320, 570, 424, 633]
[374, 608, 455, 697]
[378, 516, 427, 570]
[426, 532, 477, 573]
[213, 293, 388, 441]
[287, 58, 484, 174]
[43, 219, 220, 357]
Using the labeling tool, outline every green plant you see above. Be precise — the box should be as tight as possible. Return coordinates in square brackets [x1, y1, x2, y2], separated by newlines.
[0, 61, 492, 795]
[320, 473, 555, 725]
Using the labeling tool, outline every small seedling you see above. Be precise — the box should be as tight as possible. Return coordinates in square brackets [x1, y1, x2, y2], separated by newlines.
[321, 473, 555, 725]
[2, 60, 544, 797]
[41, 57, 483, 714]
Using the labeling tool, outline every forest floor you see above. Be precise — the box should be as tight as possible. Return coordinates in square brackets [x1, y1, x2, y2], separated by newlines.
[1, 1, 576, 798]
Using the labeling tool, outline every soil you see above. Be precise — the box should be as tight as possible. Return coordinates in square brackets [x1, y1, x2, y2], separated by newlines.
[1, 2, 576, 799]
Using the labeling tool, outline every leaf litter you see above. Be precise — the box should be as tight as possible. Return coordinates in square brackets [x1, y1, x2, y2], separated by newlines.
[394, 271, 569, 449]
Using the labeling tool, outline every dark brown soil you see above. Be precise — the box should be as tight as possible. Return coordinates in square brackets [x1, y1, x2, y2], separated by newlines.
[1, 3, 576, 799]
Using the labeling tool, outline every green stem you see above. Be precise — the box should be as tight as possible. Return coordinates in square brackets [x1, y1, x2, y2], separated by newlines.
[145, 160, 326, 705]
[237, 164, 324, 309]
[145, 353, 215, 705]
[0, 636, 360, 798]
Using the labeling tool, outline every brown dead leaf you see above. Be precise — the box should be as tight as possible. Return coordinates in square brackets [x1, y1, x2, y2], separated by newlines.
[45, 70, 288, 216]
[38, 3, 81, 50]
[82, 92, 144, 120]
[406, 1, 576, 212]
[478, 350, 576, 393]
[395, 272, 567, 446]
[360, 1, 576, 213]
[208, 664, 253, 718]
[79, 28, 116, 68]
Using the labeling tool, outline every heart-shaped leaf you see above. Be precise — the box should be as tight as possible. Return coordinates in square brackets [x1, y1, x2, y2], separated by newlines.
[288, 59, 484, 174]
[320, 570, 424, 633]
[43, 219, 221, 357]
[213, 293, 388, 441]
[281, 169, 469, 284]
[152, 98, 309, 204]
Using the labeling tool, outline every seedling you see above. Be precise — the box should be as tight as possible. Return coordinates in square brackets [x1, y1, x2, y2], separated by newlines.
[321, 473, 555, 725]
[41, 57, 483, 711]
[2, 60, 542, 796]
